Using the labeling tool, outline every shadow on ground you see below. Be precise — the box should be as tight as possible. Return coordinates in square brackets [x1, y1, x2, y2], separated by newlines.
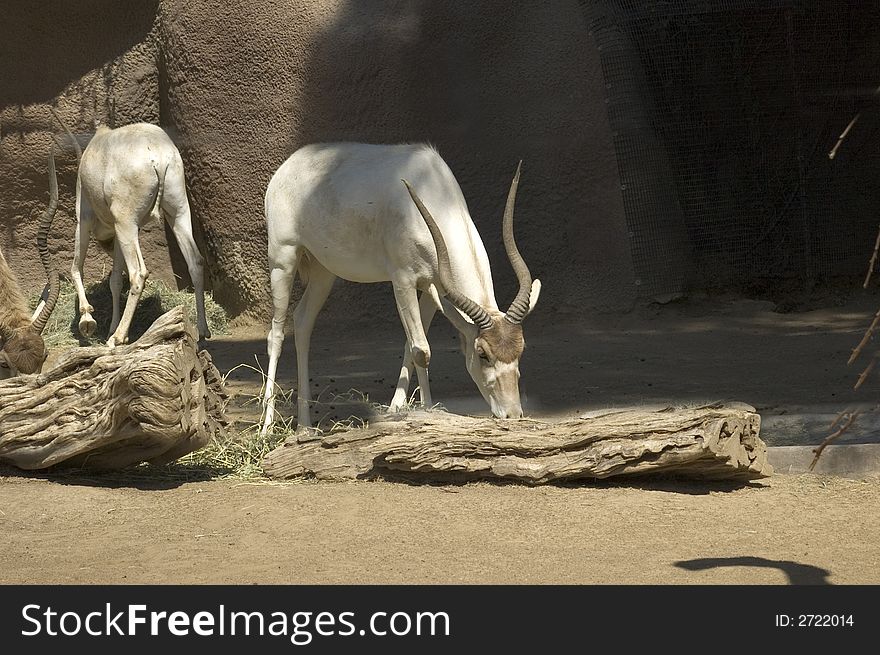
[675, 556, 832, 585]
[0, 462, 224, 491]
[205, 290, 880, 448]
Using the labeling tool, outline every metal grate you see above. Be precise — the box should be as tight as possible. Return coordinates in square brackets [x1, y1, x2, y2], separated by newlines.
[586, 0, 880, 299]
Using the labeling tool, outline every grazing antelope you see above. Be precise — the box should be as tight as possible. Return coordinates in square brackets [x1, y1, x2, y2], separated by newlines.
[70, 123, 210, 347]
[260, 142, 541, 435]
[0, 150, 61, 379]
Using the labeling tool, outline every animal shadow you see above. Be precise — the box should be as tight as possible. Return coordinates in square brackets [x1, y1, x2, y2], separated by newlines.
[675, 556, 831, 585]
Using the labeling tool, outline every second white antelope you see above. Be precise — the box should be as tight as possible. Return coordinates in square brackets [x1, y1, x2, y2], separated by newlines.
[261, 142, 541, 434]
[71, 123, 211, 347]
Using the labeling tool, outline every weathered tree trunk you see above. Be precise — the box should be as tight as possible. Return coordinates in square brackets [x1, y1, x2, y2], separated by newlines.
[262, 403, 771, 483]
[0, 306, 228, 470]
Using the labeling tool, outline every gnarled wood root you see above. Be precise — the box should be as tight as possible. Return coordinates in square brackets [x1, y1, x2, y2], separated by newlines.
[261, 403, 771, 483]
[0, 306, 229, 470]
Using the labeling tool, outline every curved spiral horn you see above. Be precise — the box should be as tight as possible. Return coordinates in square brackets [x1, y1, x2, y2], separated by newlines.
[31, 147, 60, 334]
[402, 179, 494, 331]
[501, 161, 532, 324]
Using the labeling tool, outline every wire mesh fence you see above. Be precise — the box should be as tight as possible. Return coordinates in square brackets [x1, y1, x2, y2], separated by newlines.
[586, 0, 880, 300]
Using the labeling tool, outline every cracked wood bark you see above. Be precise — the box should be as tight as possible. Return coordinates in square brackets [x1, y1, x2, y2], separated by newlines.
[0, 306, 229, 470]
[262, 403, 772, 483]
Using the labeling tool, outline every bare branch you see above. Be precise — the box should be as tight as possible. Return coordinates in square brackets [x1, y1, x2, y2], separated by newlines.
[847, 307, 880, 366]
[828, 112, 861, 160]
[864, 224, 880, 288]
[810, 410, 859, 471]
[829, 408, 852, 432]
[829, 84, 880, 159]
[855, 357, 877, 390]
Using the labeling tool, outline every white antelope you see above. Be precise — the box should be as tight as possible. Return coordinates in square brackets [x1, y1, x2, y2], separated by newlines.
[261, 142, 541, 435]
[71, 123, 210, 347]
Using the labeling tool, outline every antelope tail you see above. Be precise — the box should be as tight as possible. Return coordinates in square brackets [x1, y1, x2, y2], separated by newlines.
[150, 163, 169, 224]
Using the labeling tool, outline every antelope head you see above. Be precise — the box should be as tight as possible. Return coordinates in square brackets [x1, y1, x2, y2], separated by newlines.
[0, 149, 61, 380]
[403, 163, 541, 418]
[0, 331, 48, 379]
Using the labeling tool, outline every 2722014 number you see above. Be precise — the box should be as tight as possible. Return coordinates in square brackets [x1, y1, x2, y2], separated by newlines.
[801, 614, 853, 627]
[776, 614, 854, 627]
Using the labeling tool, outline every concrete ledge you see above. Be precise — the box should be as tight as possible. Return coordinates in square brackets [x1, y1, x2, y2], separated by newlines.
[768, 444, 880, 478]
[761, 409, 880, 447]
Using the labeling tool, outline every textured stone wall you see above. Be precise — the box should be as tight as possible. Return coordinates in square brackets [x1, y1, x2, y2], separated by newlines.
[0, 1, 177, 298]
[2, 0, 636, 325]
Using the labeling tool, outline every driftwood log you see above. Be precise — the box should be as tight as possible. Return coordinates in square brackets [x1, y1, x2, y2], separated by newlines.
[262, 403, 772, 483]
[0, 306, 228, 470]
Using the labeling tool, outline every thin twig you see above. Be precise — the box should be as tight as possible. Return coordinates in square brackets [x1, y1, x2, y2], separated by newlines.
[847, 307, 880, 366]
[864, 224, 880, 288]
[829, 84, 880, 160]
[855, 357, 877, 390]
[828, 408, 851, 432]
[828, 112, 861, 160]
[810, 410, 859, 471]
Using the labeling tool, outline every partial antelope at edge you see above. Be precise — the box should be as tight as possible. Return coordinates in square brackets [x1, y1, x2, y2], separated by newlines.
[0, 148, 61, 379]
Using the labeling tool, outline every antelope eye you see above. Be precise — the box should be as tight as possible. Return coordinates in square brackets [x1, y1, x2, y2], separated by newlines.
[476, 347, 490, 362]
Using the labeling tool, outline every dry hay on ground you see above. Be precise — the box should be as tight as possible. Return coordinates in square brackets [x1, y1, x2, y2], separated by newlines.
[31, 278, 228, 349]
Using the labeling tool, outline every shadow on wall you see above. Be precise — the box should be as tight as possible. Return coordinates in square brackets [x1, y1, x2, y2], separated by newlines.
[155, 0, 636, 321]
[292, 0, 637, 320]
[1, 0, 174, 303]
[0, 0, 159, 107]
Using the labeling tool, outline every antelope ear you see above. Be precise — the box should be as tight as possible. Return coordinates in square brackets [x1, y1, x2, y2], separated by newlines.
[526, 279, 541, 316]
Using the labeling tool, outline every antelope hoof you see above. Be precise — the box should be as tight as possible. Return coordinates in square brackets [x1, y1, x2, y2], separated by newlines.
[79, 314, 97, 338]
[199, 324, 212, 340]
[106, 333, 128, 349]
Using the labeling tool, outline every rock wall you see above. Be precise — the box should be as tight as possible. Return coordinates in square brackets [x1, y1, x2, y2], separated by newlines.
[0, 0, 179, 301]
[2, 0, 636, 325]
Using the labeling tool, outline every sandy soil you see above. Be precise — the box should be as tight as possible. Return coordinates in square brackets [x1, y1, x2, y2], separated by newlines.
[4, 289, 880, 584]
[1, 473, 878, 584]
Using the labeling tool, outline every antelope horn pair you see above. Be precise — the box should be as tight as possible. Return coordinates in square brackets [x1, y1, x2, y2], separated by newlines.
[30, 147, 60, 334]
[402, 162, 532, 329]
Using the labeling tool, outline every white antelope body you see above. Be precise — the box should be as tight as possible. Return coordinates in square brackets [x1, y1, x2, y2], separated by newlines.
[261, 142, 541, 434]
[71, 123, 210, 347]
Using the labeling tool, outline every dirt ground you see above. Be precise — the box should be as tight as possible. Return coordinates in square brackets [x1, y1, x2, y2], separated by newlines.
[1, 473, 878, 585]
[4, 287, 880, 584]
